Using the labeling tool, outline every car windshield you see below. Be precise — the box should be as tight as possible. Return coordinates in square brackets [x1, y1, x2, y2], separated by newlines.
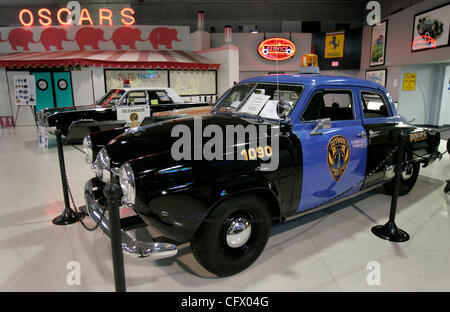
[214, 83, 303, 120]
[96, 89, 126, 107]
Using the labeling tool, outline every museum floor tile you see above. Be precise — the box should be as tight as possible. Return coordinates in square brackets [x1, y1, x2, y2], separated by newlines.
[1, 126, 449, 291]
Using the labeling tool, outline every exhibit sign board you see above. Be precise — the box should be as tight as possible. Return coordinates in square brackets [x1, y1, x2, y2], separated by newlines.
[13, 75, 36, 106]
[324, 31, 345, 58]
[117, 106, 150, 124]
[402, 73, 417, 91]
[370, 21, 387, 66]
[0, 25, 191, 53]
[257, 38, 296, 61]
[105, 70, 168, 90]
[412, 4, 450, 51]
[365, 69, 387, 87]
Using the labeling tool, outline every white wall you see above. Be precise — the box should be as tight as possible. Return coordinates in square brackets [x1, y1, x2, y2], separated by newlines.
[91, 67, 106, 101]
[398, 63, 450, 125]
[6, 71, 35, 126]
[0, 68, 12, 116]
[438, 65, 450, 125]
[71, 69, 95, 107]
[212, 32, 312, 81]
[197, 46, 239, 96]
[360, 0, 450, 126]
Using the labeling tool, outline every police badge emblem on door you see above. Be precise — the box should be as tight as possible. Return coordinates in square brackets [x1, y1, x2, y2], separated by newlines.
[327, 135, 350, 182]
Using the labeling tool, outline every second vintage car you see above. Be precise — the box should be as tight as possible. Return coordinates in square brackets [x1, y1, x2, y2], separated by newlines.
[82, 66, 441, 277]
[37, 87, 209, 143]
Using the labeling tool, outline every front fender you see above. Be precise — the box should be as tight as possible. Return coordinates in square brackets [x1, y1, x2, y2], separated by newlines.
[128, 153, 284, 243]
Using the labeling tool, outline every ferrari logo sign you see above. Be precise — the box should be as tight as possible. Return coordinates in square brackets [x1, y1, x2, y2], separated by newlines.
[327, 135, 350, 182]
[325, 31, 345, 59]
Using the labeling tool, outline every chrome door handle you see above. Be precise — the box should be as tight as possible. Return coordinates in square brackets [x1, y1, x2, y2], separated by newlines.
[369, 130, 380, 137]
[357, 131, 367, 138]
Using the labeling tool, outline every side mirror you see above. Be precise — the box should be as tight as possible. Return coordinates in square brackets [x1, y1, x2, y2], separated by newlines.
[310, 118, 331, 135]
[276, 100, 291, 119]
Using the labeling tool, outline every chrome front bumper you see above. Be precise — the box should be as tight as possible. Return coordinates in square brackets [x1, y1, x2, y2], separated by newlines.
[84, 178, 177, 259]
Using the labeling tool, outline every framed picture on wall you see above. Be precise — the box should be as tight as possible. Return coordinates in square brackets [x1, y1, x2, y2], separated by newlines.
[411, 3, 450, 52]
[370, 20, 387, 66]
[365, 69, 387, 87]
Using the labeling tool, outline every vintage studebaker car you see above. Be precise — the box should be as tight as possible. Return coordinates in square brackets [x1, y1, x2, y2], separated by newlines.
[82, 74, 441, 277]
[37, 87, 209, 144]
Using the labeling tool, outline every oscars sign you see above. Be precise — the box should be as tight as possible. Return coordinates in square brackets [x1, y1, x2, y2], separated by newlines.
[257, 38, 296, 61]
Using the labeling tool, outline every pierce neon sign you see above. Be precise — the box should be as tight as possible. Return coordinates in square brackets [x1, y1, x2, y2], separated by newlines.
[257, 38, 296, 61]
[19, 7, 135, 26]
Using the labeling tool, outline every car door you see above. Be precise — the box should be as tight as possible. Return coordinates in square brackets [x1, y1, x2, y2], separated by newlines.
[292, 87, 368, 212]
[116, 90, 150, 124]
[358, 88, 398, 189]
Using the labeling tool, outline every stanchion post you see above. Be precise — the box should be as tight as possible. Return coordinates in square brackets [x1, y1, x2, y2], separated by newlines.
[372, 129, 410, 242]
[103, 181, 126, 292]
[52, 129, 83, 225]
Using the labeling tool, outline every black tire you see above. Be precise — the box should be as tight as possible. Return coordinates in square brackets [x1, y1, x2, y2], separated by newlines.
[191, 194, 272, 277]
[383, 162, 420, 196]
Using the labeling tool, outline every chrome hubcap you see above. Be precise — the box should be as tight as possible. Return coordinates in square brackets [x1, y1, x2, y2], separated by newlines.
[402, 164, 413, 180]
[226, 217, 252, 248]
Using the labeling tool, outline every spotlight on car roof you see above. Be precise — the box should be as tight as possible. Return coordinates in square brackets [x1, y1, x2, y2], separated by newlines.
[299, 54, 320, 74]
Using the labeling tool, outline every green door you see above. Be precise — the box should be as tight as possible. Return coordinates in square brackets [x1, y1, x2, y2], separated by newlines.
[53, 72, 74, 108]
[32, 72, 54, 112]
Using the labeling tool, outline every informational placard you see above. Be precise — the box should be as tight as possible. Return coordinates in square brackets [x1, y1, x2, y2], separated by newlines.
[259, 100, 281, 119]
[117, 106, 150, 124]
[402, 73, 417, 91]
[238, 94, 270, 115]
[13, 75, 36, 106]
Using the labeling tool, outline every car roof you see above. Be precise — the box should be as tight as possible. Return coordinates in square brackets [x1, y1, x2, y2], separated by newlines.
[118, 87, 174, 92]
[239, 74, 385, 90]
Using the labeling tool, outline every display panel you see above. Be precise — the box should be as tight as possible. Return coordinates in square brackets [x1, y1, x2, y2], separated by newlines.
[105, 69, 168, 90]
[365, 69, 387, 87]
[411, 3, 450, 51]
[370, 21, 387, 66]
[169, 70, 216, 96]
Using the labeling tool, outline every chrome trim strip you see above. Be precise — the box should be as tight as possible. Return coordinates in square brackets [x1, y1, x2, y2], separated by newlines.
[84, 179, 177, 259]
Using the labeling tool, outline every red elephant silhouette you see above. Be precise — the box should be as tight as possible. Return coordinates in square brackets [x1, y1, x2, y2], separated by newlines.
[39, 28, 72, 50]
[73, 27, 107, 50]
[111, 27, 147, 49]
[0, 28, 39, 51]
[147, 27, 181, 49]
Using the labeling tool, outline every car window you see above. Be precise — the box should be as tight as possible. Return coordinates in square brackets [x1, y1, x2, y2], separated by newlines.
[214, 83, 303, 120]
[361, 92, 390, 118]
[148, 91, 173, 105]
[301, 90, 354, 121]
[219, 85, 254, 109]
[98, 89, 125, 107]
[126, 91, 147, 106]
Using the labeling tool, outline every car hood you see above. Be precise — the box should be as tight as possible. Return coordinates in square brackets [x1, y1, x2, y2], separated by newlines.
[37, 105, 106, 122]
[105, 113, 282, 168]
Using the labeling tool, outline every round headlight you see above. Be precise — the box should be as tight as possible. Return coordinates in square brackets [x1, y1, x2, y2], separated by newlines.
[119, 163, 135, 206]
[83, 135, 93, 164]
